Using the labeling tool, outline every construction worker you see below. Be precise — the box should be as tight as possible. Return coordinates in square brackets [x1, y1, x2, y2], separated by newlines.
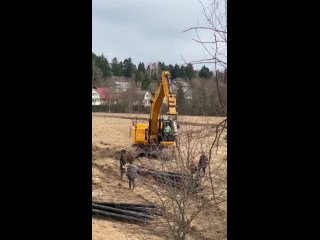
[163, 123, 172, 141]
[119, 149, 127, 180]
[164, 124, 172, 134]
[198, 151, 209, 176]
[126, 154, 138, 190]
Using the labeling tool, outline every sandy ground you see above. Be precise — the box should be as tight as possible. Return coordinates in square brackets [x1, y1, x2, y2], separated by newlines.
[92, 113, 227, 240]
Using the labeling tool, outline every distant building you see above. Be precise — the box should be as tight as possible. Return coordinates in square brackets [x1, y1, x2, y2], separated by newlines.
[96, 87, 110, 105]
[130, 90, 152, 107]
[92, 89, 101, 105]
[142, 91, 152, 107]
[114, 81, 131, 92]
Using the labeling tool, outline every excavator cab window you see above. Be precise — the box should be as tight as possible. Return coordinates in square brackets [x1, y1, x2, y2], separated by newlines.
[161, 120, 175, 142]
[163, 123, 172, 134]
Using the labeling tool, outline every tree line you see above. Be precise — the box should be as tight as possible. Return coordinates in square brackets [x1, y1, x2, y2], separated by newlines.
[92, 53, 226, 88]
[92, 52, 227, 116]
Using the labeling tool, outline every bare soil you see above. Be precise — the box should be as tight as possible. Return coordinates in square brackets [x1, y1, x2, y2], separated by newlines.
[92, 112, 227, 240]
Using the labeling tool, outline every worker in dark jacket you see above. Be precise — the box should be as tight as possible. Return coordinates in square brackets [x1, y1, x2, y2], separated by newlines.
[198, 151, 209, 176]
[119, 149, 127, 180]
[126, 154, 138, 190]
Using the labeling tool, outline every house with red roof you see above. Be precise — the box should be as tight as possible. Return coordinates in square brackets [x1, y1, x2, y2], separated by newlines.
[96, 87, 111, 105]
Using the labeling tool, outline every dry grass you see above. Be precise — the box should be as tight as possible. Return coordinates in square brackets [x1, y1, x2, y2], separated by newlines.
[92, 113, 227, 240]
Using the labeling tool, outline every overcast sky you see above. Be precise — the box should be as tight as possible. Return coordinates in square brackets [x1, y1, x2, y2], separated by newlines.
[92, 0, 214, 70]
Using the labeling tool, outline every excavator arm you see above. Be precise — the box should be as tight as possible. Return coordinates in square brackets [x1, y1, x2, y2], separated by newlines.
[149, 71, 177, 144]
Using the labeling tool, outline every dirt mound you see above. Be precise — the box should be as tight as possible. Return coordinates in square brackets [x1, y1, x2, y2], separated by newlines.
[93, 145, 126, 161]
[92, 144, 101, 152]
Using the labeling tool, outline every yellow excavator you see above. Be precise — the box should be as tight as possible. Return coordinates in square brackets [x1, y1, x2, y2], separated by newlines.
[130, 71, 178, 157]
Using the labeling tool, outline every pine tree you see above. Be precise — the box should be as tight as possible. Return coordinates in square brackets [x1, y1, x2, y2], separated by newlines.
[172, 64, 180, 79]
[141, 74, 150, 90]
[199, 65, 211, 79]
[138, 62, 146, 74]
[96, 54, 112, 78]
[111, 57, 121, 76]
[123, 57, 134, 77]
[185, 63, 195, 79]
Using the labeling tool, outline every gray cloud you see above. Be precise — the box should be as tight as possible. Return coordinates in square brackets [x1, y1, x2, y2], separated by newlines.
[93, 0, 216, 69]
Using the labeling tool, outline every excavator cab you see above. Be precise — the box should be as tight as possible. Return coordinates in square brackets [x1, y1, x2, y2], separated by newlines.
[158, 118, 177, 145]
[159, 119, 175, 142]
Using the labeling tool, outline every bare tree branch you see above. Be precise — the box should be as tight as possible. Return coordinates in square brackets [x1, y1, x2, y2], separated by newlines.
[192, 38, 226, 44]
[183, 26, 227, 34]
